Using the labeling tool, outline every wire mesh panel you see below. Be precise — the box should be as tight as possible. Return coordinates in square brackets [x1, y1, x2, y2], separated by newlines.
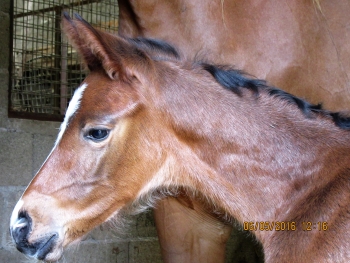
[10, 0, 119, 120]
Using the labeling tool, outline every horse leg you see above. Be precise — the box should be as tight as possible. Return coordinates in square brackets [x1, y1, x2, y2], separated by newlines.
[154, 195, 232, 263]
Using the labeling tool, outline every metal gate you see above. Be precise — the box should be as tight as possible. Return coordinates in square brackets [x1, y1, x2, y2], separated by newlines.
[10, 0, 118, 121]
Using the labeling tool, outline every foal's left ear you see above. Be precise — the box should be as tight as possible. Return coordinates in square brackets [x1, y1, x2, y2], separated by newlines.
[62, 13, 151, 81]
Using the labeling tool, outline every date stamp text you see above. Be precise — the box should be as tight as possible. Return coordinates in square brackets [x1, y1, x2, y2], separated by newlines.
[243, 221, 329, 231]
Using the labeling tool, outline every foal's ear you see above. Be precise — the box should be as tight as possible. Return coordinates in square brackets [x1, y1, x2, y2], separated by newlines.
[61, 13, 150, 81]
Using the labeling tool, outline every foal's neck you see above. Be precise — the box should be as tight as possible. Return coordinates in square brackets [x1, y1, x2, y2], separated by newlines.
[156, 63, 350, 262]
[164, 81, 350, 239]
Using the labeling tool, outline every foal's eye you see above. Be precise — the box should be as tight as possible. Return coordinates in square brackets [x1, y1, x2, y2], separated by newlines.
[86, 129, 110, 142]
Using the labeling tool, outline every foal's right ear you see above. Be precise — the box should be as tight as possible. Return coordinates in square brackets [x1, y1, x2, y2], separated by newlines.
[61, 12, 151, 81]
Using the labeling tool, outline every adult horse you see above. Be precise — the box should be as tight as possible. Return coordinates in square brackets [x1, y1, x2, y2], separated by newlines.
[118, 0, 350, 111]
[117, 1, 350, 262]
[10, 14, 350, 263]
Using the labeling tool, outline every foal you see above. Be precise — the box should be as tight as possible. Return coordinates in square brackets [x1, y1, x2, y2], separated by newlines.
[10, 14, 350, 263]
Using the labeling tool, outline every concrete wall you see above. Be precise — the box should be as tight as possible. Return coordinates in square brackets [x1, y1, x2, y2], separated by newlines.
[0, 1, 264, 262]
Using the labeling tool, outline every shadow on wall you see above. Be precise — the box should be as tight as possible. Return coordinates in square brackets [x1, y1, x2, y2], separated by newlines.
[226, 227, 264, 263]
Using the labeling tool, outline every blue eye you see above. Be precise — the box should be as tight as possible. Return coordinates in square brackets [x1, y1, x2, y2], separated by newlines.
[86, 129, 110, 141]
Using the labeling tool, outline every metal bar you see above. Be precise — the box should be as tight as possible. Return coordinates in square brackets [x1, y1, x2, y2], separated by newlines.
[10, 0, 119, 119]
[54, 7, 62, 111]
[60, 43, 68, 115]
[13, 0, 103, 19]
[8, 0, 15, 114]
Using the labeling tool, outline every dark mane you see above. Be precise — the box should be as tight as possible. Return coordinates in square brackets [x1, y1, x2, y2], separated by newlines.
[124, 37, 350, 130]
[128, 37, 180, 60]
[202, 63, 350, 130]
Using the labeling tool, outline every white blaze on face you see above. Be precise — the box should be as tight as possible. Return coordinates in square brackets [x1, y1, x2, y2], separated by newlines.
[10, 199, 24, 228]
[10, 83, 88, 230]
[55, 82, 88, 147]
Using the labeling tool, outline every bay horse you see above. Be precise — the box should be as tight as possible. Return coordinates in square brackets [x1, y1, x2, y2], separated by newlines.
[117, 1, 350, 261]
[10, 14, 350, 262]
[118, 0, 350, 111]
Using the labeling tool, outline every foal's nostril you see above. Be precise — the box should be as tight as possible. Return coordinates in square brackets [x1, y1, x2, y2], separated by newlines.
[11, 211, 31, 246]
[10, 211, 59, 259]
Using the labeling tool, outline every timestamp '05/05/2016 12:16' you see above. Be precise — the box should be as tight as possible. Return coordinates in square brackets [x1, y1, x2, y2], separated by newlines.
[243, 221, 329, 231]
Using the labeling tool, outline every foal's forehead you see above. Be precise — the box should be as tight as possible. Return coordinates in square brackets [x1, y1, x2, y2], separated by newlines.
[55, 73, 133, 146]
[80, 72, 136, 112]
[67, 71, 140, 127]
[82, 71, 116, 97]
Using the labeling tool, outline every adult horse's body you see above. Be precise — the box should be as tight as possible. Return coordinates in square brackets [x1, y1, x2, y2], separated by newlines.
[10, 15, 350, 263]
[118, 0, 350, 111]
[117, 1, 350, 261]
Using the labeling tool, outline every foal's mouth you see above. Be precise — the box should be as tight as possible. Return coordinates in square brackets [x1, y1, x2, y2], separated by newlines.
[13, 231, 62, 262]
[36, 233, 59, 260]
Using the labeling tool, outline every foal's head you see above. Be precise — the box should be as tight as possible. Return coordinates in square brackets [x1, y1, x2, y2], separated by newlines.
[10, 13, 350, 262]
[10, 14, 184, 261]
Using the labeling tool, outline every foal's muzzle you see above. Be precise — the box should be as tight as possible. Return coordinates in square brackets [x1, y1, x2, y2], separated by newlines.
[11, 211, 58, 260]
